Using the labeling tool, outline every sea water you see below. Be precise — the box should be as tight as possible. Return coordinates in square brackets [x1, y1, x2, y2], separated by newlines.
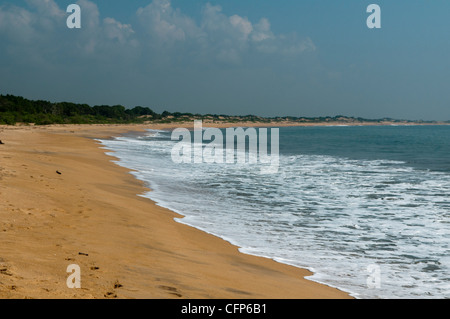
[98, 125, 450, 299]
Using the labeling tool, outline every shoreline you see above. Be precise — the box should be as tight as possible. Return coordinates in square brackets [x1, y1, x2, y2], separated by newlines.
[0, 123, 353, 299]
[105, 127, 360, 298]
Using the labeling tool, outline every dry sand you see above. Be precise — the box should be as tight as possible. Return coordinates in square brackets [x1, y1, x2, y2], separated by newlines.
[0, 124, 352, 299]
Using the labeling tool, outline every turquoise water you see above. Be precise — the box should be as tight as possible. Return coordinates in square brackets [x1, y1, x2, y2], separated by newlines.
[99, 125, 450, 299]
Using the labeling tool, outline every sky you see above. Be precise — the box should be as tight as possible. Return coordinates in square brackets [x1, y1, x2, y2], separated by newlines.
[1, 0, 450, 120]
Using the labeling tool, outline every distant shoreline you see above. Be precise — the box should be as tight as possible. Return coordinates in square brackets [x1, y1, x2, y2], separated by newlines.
[2, 120, 450, 131]
[1, 93, 448, 126]
[159, 120, 450, 128]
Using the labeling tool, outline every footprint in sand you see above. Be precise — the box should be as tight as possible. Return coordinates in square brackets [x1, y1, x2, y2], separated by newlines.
[103, 281, 123, 298]
[159, 285, 183, 298]
[0, 267, 13, 277]
[104, 291, 117, 298]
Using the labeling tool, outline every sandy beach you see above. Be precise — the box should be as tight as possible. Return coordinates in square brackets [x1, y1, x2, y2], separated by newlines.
[0, 123, 351, 299]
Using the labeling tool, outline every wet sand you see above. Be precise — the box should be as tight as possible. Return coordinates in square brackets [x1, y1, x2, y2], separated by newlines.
[0, 124, 351, 299]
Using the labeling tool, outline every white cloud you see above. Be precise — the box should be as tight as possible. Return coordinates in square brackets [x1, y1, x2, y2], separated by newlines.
[76, 0, 99, 30]
[137, 0, 201, 44]
[252, 18, 273, 42]
[26, 0, 63, 16]
[199, 2, 315, 63]
[229, 15, 253, 40]
[0, 0, 316, 72]
[103, 18, 135, 44]
[0, 5, 35, 43]
[134, 0, 316, 65]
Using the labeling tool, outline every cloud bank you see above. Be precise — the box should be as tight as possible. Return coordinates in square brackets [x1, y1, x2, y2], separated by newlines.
[0, 0, 315, 63]
[0, 0, 318, 114]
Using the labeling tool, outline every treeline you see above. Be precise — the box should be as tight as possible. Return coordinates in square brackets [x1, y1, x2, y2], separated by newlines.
[0, 94, 161, 125]
[0, 94, 443, 125]
[0, 94, 277, 125]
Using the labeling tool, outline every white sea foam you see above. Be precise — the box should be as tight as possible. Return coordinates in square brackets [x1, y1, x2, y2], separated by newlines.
[99, 129, 450, 299]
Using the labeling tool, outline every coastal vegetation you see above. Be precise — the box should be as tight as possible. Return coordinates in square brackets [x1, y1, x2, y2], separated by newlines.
[0, 94, 446, 125]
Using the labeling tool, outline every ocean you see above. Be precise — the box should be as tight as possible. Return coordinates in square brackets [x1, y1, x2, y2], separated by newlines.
[98, 125, 450, 299]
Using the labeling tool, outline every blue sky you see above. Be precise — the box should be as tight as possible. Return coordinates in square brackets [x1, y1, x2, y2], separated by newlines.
[1, 0, 449, 120]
